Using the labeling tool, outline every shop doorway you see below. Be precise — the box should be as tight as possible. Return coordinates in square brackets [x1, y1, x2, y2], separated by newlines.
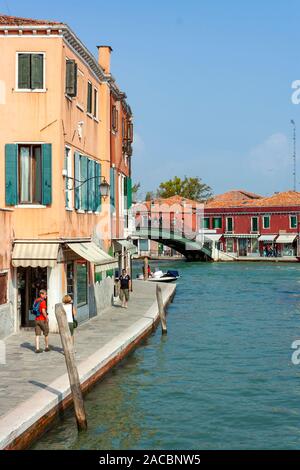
[238, 238, 248, 257]
[17, 267, 47, 327]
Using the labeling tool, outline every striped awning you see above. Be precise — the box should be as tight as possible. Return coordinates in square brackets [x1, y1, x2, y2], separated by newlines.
[68, 242, 118, 273]
[276, 234, 297, 244]
[113, 239, 138, 255]
[224, 234, 258, 239]
[258, 235, 277, 242]
[204, 234, 222, 242]
[12, 242, 60, 268]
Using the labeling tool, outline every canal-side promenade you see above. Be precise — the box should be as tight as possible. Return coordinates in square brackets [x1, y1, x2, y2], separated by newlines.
[0, 281, 176, 450]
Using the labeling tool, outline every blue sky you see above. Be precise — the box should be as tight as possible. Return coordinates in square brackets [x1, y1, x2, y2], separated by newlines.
[3, 0, 300, 197]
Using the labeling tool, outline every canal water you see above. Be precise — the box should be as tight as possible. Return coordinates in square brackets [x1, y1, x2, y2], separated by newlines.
[32, 261, 300, 450]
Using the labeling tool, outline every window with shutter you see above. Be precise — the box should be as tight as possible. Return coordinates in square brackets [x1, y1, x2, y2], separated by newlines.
[18, 54, 31, 89]
[66, 60, 78, 97]
[31, 54, 44, 90]
[87, 159, 94, 212]
[110, 167, 115, 210]
[17, 53, 44, 90]
[80, 156, 88, 211]
[93, 88, 98, 118]
[74, 152, 81, 210]
[87, 82, 93, 114]
[5, 144, 18, 206]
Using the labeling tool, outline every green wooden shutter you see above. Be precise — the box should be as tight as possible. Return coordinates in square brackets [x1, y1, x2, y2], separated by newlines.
[41, 144, 52, 205]
[18, 54, 30, 89]
[74, 152, 80, 210]
[95, 163, 102, 212]
[87, 159, 94, 212]
[110, 167, 115, 210]
[31, 54, 44, 90]
[127, 176, 132, 209]
[87, 82, 92, 113]
[81, 156, 88, 211]
[5, 144, 18, 206]
[66, 60, 77, 97]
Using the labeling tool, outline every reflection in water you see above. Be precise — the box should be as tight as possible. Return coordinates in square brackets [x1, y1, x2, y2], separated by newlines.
[33, 261, 300, 450]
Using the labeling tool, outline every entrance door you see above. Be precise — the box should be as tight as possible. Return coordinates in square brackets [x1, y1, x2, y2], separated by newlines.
[17, 267, 47, 327]
[238, 239, 248, 257]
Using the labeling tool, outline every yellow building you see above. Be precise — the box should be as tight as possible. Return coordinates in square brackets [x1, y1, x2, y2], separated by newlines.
[0, 14, 131, 335]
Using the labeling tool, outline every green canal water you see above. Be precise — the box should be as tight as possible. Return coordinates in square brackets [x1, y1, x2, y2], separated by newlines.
[32, 261, 300, 450]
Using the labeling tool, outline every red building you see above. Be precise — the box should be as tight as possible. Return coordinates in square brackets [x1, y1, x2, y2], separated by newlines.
[204, 190, 300, 259]
[133, 191, 300, 261]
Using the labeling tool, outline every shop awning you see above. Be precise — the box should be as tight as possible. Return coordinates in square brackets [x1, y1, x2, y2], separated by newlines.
[67, 242, 118, 273]
[12, 242, 60, 268]
[276, 234, 297, 244]
[258, 235, 277, 242]
[224, 234, 258, 239]
[113, 240, 138, 255]
[204, 234, 222, 242]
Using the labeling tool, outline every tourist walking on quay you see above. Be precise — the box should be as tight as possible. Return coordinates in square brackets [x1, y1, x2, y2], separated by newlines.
[62, 295, 77, 347]
[119, 269, 131, 309]
[33, 290, 50, 354]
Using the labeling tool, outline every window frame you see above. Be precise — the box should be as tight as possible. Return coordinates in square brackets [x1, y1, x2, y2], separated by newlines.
[93, 87, 98, 119]
[263, 215, 271, 229]
[65, 146, 73, 211]
[226, 217, 234, 232]
[212, 217, 222, 229]
[112, 105, 119, 132]
[16, 52, 46, 92]
[87, 81, 93, 115]
[18, 144, 43, 205]
[290, 215, 298, 229]
[251, 216, 259, 233]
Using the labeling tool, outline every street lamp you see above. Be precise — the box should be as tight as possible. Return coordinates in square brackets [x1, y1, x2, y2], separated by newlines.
[63, 173, 110, 199]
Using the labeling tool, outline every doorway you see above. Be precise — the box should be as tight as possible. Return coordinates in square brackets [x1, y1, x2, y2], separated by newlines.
[17, 267, 47, 327]
[238, 239, 248, 257]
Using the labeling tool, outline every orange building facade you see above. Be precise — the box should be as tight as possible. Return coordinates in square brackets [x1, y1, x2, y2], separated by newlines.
[0, 15, 133, 337]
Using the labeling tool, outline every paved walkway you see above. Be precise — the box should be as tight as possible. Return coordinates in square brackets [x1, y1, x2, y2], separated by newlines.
[0, 281, 174, 420]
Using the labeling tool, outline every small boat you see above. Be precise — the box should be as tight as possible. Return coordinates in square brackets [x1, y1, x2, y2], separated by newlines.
[147, 270, 180, 283]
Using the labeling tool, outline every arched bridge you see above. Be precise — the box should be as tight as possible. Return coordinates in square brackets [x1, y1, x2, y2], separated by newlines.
[132, 227, 213, 261]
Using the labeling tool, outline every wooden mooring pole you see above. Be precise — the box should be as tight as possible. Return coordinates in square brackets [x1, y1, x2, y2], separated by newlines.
[55, 303, 87, 431]
[144, 256, 149, 280]
[156, 284, 167, 335]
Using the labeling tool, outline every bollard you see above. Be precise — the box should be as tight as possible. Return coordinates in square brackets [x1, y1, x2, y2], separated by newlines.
[55, 303, 87, 431]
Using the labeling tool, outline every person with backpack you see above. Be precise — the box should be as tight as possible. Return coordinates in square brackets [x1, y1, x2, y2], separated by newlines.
[33, 289, 50, 354]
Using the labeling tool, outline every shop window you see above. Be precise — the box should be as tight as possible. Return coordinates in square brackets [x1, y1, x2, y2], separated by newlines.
[76, 262, 87, 307]
[226, 239, 234, 253]
[0, 273, 8, 305]
[67, 263, 74, 298]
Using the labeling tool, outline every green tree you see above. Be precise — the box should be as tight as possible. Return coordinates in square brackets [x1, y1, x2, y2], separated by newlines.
[157, 176, 212, 202]
[145, 191, 155, 201]
[132, 182, 141, 194]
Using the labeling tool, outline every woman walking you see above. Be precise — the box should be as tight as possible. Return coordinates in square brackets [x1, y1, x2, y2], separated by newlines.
[62, 295, 77, 347]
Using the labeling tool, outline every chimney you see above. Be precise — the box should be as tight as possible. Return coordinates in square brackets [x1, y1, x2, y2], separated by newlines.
[97, 45, 113, 74]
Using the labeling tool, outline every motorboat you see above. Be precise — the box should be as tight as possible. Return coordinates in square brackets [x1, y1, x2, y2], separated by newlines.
[137, 270, 180, 283]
